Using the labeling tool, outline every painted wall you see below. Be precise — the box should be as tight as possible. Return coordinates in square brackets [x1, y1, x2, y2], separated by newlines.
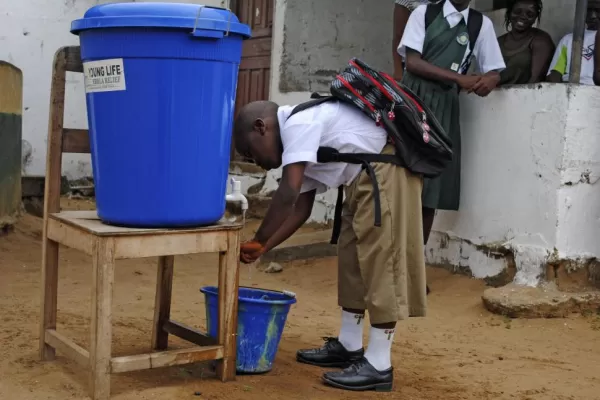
[278, 0, 393, 94]
[429, 84, 600, 286]
[0, 0, 225, 179]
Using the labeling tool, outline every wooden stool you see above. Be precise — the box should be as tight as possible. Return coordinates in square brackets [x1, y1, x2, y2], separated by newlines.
[39, 46, 242, 400]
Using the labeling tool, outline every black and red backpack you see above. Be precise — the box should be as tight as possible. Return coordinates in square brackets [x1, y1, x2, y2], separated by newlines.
[287, 58, 453, 244]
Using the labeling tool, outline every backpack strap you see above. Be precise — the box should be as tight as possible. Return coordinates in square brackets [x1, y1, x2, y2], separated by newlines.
[317, 147, 403, 244]
[425, 1, 444, 30]
[460, 9, 483, 74]
[287, 94, 334, 120]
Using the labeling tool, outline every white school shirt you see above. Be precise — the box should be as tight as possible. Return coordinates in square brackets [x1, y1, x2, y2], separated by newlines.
[277, 101, 387, 194]
[547, 30, 597, 85]
[398, 1, 506, 74]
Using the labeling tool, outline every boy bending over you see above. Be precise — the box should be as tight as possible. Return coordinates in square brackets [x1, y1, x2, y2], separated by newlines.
[233, 99, 426, 392]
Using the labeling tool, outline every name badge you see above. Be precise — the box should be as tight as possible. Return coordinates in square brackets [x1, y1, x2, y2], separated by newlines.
[456, 32, 469, 46]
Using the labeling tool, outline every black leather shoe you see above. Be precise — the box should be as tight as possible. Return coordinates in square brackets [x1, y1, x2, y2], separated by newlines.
[296, 337, 364, 368]
[322, 357, 393, 392]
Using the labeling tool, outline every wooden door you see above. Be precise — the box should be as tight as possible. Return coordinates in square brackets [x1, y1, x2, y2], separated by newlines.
[231, 0, 274, 160]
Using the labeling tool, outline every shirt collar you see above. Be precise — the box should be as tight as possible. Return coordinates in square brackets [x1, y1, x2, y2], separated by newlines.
[443, 1, 470, 24]
[277, 106, 294, 130]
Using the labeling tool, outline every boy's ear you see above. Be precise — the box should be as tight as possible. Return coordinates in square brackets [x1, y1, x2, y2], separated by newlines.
[253, 118, 267, 135]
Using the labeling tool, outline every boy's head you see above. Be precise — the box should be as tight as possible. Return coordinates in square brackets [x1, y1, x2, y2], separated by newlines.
[232, 101, 282, 171]
[586, 1, 600, 30]
[449, 0, 471, 11]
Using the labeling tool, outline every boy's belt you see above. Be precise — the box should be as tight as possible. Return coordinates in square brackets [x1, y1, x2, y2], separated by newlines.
[316, 147, 402, 244]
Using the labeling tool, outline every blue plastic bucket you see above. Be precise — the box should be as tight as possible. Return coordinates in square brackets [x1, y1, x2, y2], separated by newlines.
[200, 286, 297, 374]
[71, 3, 251, 227]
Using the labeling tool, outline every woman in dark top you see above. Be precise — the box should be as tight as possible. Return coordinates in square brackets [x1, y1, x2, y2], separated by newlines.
[497, 0, 555, 85]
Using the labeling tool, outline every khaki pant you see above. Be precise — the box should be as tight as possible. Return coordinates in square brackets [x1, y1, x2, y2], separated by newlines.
[337, 145, 427, 324]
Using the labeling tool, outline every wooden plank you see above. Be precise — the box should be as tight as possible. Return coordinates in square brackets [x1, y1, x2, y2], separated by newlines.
[241, 36, 272, 57]
[64, 46, 83, 73]
[163, 320, 218, 347]
[40, 46, 68, 362]
[239, 56, 272, 70]
[43, 48, 67, 216]
[110, 346, 224, 374]
[89, 237, 115, 400]
[232, 0, 273, 162]
[151, 256, 174, 350]
[216, 230, 241, 381]
[47, 218, 94, 255]
[62, 128, 90, 153]
[45, 329, 90, 367]
[114, 231, 228, 259]
[50, 211, 242, 236]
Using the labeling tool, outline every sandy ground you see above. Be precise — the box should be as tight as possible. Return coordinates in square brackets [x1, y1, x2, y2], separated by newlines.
[1, 203, 600, 400]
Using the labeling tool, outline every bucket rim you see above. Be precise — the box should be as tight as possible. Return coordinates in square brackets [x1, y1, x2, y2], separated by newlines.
[200, 285, 297, 305]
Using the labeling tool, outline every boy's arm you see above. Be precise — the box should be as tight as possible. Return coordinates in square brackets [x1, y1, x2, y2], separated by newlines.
[262, 189, 316, 253]
[253, 162, 307, 246]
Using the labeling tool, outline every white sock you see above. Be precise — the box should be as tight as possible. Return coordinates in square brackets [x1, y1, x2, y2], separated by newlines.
[338, 310, 365, 352]
[364, 326, 395, 371]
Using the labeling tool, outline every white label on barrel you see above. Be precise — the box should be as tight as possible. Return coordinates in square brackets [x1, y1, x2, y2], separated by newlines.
[83, 59, 126, 93]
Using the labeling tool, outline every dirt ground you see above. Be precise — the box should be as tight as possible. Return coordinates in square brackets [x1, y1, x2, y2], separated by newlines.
[1, 202, 600, 400]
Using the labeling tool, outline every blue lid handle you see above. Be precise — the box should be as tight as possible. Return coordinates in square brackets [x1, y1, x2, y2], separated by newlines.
[190, 5, 232, 39]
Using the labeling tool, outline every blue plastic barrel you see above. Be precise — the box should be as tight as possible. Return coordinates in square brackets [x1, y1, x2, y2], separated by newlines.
[71, 3, 251, 227]
[200, 286, 297, 374]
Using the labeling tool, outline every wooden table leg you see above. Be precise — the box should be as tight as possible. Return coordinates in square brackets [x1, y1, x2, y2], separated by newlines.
[89, 237, 115, 400]
[39, 237, 59, 361]
[152, 256, 174, 350]
[216, 230, 240, 381]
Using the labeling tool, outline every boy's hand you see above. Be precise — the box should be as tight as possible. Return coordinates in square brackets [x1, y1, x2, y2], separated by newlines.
[471, 74, 500, 97]
[457, 75, 481, 92]
[240, 240, 264, 264]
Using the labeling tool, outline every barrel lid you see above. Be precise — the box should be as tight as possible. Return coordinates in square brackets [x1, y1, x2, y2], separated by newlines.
[71, 2, 251, 38]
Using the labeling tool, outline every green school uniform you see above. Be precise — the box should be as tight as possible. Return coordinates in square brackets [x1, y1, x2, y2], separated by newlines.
[402, 10, 470, 211]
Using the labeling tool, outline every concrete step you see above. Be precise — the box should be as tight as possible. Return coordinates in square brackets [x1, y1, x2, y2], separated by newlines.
[482, 282, 600, 318]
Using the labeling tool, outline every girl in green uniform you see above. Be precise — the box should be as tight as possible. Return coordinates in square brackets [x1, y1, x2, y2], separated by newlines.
[398, 0, 506, 244]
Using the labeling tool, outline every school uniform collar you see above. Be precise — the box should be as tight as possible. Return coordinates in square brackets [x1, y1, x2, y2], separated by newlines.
[443, 1, 470, 24]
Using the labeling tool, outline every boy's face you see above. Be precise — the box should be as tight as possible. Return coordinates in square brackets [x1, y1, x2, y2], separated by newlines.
[449, 0, 471, 11]
[235, 117, 282, 171]
[586, 5, 600, 30]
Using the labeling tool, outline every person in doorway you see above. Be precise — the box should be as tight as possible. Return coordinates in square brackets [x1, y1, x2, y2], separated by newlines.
[497, 0, 555, 85]
[393, 0, 433, 80]
[547, 1, 600, 85]
[233, 99, 426, 392]
[399, 0, 505, 250]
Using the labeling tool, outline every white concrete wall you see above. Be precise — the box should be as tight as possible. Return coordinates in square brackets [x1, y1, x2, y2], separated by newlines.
[0, 0, 224, 179]
[555, 86, 600, 260]
[266, 0, 338, 222]
[428, 84, 600, 286]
